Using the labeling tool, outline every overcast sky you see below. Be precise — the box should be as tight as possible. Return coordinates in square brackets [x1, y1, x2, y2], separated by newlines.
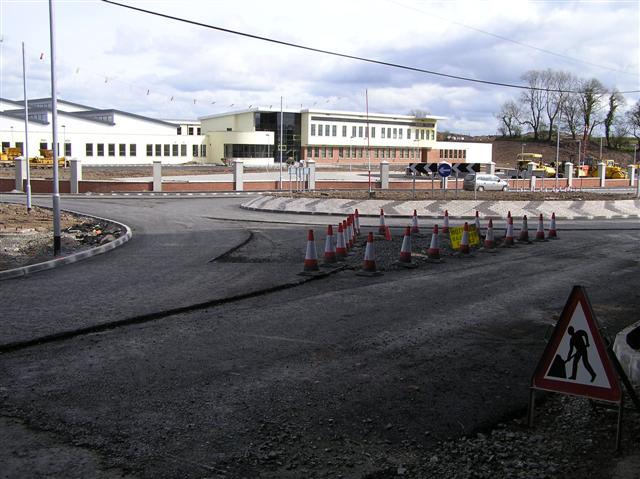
[1, 0, 638, 134]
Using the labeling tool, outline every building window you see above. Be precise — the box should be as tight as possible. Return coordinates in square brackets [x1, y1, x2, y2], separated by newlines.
[325, 125, 330, 136]
[130, 144, 137, 156]
[332, 125, 337, 137]
[392, 128, 397, 139]
[39, 142, 48, 151]
[381, 128, 386, 139]
[107, 144, 114, 156]
[97, 143, 104, 156]
[338, 147, 343, 158]
[463, 150, 467, 159]
[163, 144, 170, 156]
[65, 143, 72, 157]
[352, 126, 357, 137]
[342, 125, 347, 137]
[421, 130, 425, 140]
[197, 128, 201, 135]
[374, 148, 379, 159]
[146, 144, 153, 156]
[415, 129, 419, 139]
[321, 147, 326, 158]
[371, 127, 375, 138]
[200, 145, 206, 157]
[399, 129, 403, 140]
[327, 147, 333, 158]
[192, 145, 198, 157]
[188, 127, 194, 135]
[15, 142, 23, 154]
[358, 126, 363, 138]
[181, 144, 187, 156]
[223, 144, 274, 158]
[177, 126, 182, 135]
[314, 147, 319, 157]
[155, 144, 162, 156]
[365, 127, 369, 138]
[430, 130, 435, 140]
[407, 128, 411, 139]
[318, 124, 323, 136]
[86, 144, 93, 156]
[119, 144, 126, 156]
[1, 141, 9, 151]
[172, 144, 178, 156]
[307, 147, 313, 158]
[311, 124, 316, 136]
[387, 128, 391, 138]
[391, 148, 396, 159]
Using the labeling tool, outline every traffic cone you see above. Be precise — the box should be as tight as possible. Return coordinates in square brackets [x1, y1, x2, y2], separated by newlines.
[324, 225, 336, 264]
[346, 217, 354, 249]
[384, 225, 392, 241]
[535, 213, 547, 241]
[427, 224, 442, 262]
[343, 220, 350, 250]
[442, 210, 450, 233]
[354, 209, 361, 236]
[336, 223, 347, 260]
[503, 216, 515, 247]
[459, 222, 471, 255]
[518, 215, 531, 243]
[302, 229, 319, 273]
[349, 214, 358, 244]
[357, 232, 382, 276]
[482, 219, 496, 251]
[548, 212, 558, 239]
[378, 208, 386, 235]
[397, 226, 417, 268]
[474, 211, 482, 236]
[411, 210, 420, 234]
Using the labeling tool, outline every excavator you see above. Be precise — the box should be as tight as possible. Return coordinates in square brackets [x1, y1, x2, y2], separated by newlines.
[512, 153, 557, 178]
[582, 156, 627, 179]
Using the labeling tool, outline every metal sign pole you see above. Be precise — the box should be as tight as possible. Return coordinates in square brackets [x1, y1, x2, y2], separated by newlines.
[412, 172, 416, 199]
[455, 170, 459, 199]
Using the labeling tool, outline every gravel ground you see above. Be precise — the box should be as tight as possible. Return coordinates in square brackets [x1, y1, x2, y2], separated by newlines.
[0, 203, 125, 271]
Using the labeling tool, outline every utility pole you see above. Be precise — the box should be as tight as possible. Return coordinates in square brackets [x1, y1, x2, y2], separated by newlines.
[48, 0, 61, 255]
[22, 42, 32, 212]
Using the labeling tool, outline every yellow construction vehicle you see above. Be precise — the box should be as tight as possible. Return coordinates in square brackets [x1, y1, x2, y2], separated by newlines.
[583, 157, 627, 179]
[514, 153, 556, 178]
[31, 149, 66, 167]
[1, 147, 22, 166]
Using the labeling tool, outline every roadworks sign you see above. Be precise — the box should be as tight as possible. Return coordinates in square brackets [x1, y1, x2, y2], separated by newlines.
[448, 225, 481, 249]
[531, 285, 621, 403]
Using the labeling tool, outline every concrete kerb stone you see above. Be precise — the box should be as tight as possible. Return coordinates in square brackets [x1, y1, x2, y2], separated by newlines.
[0, 211, 133, 281]
[240, 196, 640, 220]
[613, 320, 640, 387]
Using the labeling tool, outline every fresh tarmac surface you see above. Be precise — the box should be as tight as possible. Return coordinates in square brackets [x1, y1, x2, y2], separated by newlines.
[1, 194, 639, 478]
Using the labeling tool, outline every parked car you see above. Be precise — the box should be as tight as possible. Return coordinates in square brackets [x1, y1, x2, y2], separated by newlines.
[463, 174, 509, 192]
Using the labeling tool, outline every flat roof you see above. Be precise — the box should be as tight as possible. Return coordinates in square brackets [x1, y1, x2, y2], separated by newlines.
[200, 107, 446, 122]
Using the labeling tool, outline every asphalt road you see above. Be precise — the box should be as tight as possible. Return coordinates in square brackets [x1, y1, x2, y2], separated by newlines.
[1, 195, 640, 478]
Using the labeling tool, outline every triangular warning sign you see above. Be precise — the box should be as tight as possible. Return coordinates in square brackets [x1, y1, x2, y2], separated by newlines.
[532, 285, 621, 403]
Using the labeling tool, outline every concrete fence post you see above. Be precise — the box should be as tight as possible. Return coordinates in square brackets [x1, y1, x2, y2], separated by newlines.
[233, 159, 244, 191]
[530, 175, 536, 192]
[307, 159, 316, 191]
[527, 162, 535, 179]
[597, 162, 606, 188]
[487, 162, 496, 175]
[14, 157, 26, 192]
[627, 166, 636, 187]
[380, 161, 389, 189]
[564, 162, 573, 189]
[153, 161, 162, 192]
[70, 159, 82, 194]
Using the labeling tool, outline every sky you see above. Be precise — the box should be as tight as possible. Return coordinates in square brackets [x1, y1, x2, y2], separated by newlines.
[0, 0, 638, 135]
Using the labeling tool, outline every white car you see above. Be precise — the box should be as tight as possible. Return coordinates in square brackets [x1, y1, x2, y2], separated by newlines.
[463, 174, 509, 192]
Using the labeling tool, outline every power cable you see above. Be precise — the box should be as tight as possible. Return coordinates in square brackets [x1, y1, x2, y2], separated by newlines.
[101, 0, 639, 95]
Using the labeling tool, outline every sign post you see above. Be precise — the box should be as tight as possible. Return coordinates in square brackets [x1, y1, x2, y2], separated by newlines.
[529, 285, 640, 451]
[437, 162, 452, 201]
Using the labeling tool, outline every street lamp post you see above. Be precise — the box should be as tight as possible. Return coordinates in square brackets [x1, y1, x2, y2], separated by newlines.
[48, 0, 62, 255]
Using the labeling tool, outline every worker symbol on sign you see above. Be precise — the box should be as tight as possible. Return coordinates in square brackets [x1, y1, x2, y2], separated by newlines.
[566, 327, 596, 382]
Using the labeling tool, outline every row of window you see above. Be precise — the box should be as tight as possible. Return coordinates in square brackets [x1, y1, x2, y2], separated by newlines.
[177, 126, 202, 136]
[3, 141, 73, 156]
[84, 143, 206, 157]
[306, 146, 422, 160]
[439, 149, 467, 160]
[310, 124, 435, 141]
[224, 144, 274, 158]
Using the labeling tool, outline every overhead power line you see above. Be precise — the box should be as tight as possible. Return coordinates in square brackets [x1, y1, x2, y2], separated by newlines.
[101, 0, 639, 95]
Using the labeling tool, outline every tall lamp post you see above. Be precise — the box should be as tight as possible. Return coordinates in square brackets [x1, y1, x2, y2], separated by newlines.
[48, 0, 61, 255]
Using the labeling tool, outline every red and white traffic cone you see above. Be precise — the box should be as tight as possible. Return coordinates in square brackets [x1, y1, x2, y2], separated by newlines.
[535, 213, 547, 241]
[357, 232, 382, 276]
[518, 215, 530, 243]
[346, 217, 354, 249]
[324, 225, 336, 264]
[343, 220, 351, 250]
[474, 210, 482, 236]
[302, 229, 319, 273]
[336, 223, 347, 260]
[378, 208, 386, 235]
[384, 225, 392, 241]
[397, 226, 417, 268]
[411, 209, 420, 234]
[442, 210, 450, 234]
[354, 209, 361, 236]
[548, 212, 558, 239]
[349, 214, 358, 244]
[483, 219, 496, 250]
[427, 224, 442, 261]
[503, 216, 515, 247]
[459, 222, 471, 255]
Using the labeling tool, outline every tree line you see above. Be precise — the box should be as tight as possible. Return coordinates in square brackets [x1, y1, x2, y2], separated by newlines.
[496, 69, 640, 153]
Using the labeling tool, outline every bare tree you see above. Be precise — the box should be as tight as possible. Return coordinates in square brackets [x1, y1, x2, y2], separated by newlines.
[578, 78, 607, 156]
[543, 69, 572, 142]
[627, 100, 640, 150]
[603, 89, 625, 148]
[495, 100, 522, 137]
[519, 70, 546, 140]
[562, 88, 582, 140]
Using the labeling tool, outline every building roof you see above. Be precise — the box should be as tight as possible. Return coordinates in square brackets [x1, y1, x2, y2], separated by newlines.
[199, 107, 446, 122]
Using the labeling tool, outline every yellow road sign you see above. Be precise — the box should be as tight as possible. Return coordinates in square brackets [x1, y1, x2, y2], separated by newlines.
[449, 224, 481, 249]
